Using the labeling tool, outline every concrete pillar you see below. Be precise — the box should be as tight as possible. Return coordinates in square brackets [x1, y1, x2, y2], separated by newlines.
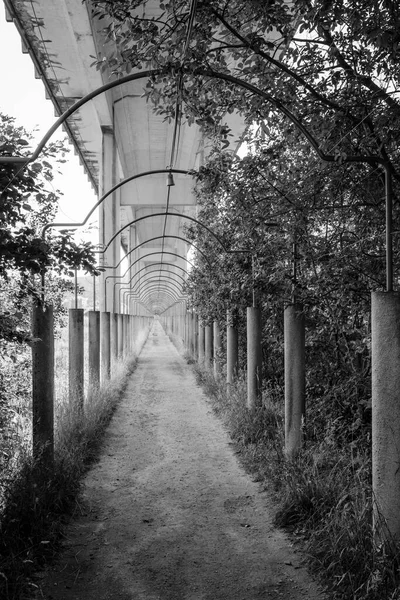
[284, 303, 305, 457]
[32, 300, 54, 467]
[117, 313, 124, 357]
[130, 315, 135, 352]
[123, 314, 129, 355]
[69, 308, 84, 409]
[227, 309, 239, 386]
[213, 320, 222, 376]
[193, 314, 199, 361]
[198, 322, 205, 363]
[110, 312, 119, 370]
[88, 310, 100, 389]
[99, 128, 120, 312]
[372, 291, 400, 543]
[204, 324, 213, 369]
[100, 311, 111, 382]
[247, 307, 262, 410]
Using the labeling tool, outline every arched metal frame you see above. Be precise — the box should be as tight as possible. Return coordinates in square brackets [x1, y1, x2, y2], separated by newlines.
[117, 262, 189, 312]
[105, 250, 193, 311]
[0, 66, 392, 290]
[103, 234, 212, 272]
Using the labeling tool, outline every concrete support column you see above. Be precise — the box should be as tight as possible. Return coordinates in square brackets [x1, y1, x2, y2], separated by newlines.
[110, 312, 119, 370]
[284, 303, 305, 457]
[193, 314, 199, 361]
[117, 313, 124, 357]
[247, 307, 262, 410]
[99, 128, 120, 313]
[198, 322, 205, 363]
[32, 300, 54, 467]
[213, 320, 222, 376]
[227, 309, 239, 387]
[204, 324, 213, 369]
[123, 314, 129, 355]
[88, 310, 100, 389]
[100, 311, 111, 382]
[130, 315, 135, 352]
[69, 308, 84, 409]
[372, 292, 400, 544]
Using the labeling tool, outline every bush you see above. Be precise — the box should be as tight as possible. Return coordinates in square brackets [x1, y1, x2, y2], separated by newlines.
[194, 364, 400, 600]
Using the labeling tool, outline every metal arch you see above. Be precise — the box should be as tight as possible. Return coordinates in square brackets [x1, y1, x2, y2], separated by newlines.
[102, 212, 233, 255]
[133, 277, 183, 296]
[129, 273, 186, 296]
[123, 279, 187, 303]
[105, 250, 193, 311]
[129, 269, 186, 290]
[117, 262, 189, 311]
[1, 65, 390, 287]
[141, 287, 180, 305]
[123, 290, 181, 315]
[40, 168, 191, 237]
[130, 278, 185, 306]
[103, 234, 213, 272]
[0, 66, 379, 168]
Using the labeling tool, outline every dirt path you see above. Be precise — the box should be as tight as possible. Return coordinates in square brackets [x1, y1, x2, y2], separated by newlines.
[37, 320, 324, 600]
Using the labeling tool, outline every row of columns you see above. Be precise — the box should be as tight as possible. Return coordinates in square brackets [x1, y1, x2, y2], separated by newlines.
[162, 294, 400, 546]
[32, 299, 151, 468]
[161, 302, 311, 459]
[32, 291, 400, 544]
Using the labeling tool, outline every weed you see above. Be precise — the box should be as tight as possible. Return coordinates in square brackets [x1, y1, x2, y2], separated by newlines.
[0, 324, 150, 600]
[193, 363, 400, 600]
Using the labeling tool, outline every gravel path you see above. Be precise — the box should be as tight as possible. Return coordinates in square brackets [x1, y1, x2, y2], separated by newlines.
[37, 320, 324, 600]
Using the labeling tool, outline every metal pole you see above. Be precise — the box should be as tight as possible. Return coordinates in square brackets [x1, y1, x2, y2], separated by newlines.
[385, 164, 393, 293]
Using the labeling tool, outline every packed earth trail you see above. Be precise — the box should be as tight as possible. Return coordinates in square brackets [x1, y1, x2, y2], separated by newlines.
[37, 320, 324, 600]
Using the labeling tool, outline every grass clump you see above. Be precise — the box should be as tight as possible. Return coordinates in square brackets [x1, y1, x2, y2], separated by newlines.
[0, 356, 138, 600]
[193, 364, 400, 600]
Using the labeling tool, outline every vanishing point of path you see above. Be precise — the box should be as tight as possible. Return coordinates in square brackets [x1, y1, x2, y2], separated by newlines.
[37, 320, 324, 600]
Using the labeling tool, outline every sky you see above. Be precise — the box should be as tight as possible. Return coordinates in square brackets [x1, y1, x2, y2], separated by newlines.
[0, 5, 98, 241]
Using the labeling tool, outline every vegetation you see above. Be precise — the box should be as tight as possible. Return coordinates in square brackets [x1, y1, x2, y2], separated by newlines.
[83, 1, 400, 597]
[0, 349, 140, 600]
[2, 0, 400, 598]
[194, 366, 400, 600]
[0, 114, 107, 599]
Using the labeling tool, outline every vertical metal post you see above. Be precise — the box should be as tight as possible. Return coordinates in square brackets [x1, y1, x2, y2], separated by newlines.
[385, 163, 393, 293]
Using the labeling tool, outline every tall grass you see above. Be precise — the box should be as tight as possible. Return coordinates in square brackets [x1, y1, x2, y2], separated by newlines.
[193, 364, 400, 600]
[0, 322, 150, 600]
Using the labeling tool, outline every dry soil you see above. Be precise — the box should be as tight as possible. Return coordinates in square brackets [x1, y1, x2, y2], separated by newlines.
[36, 320, 325, 600]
